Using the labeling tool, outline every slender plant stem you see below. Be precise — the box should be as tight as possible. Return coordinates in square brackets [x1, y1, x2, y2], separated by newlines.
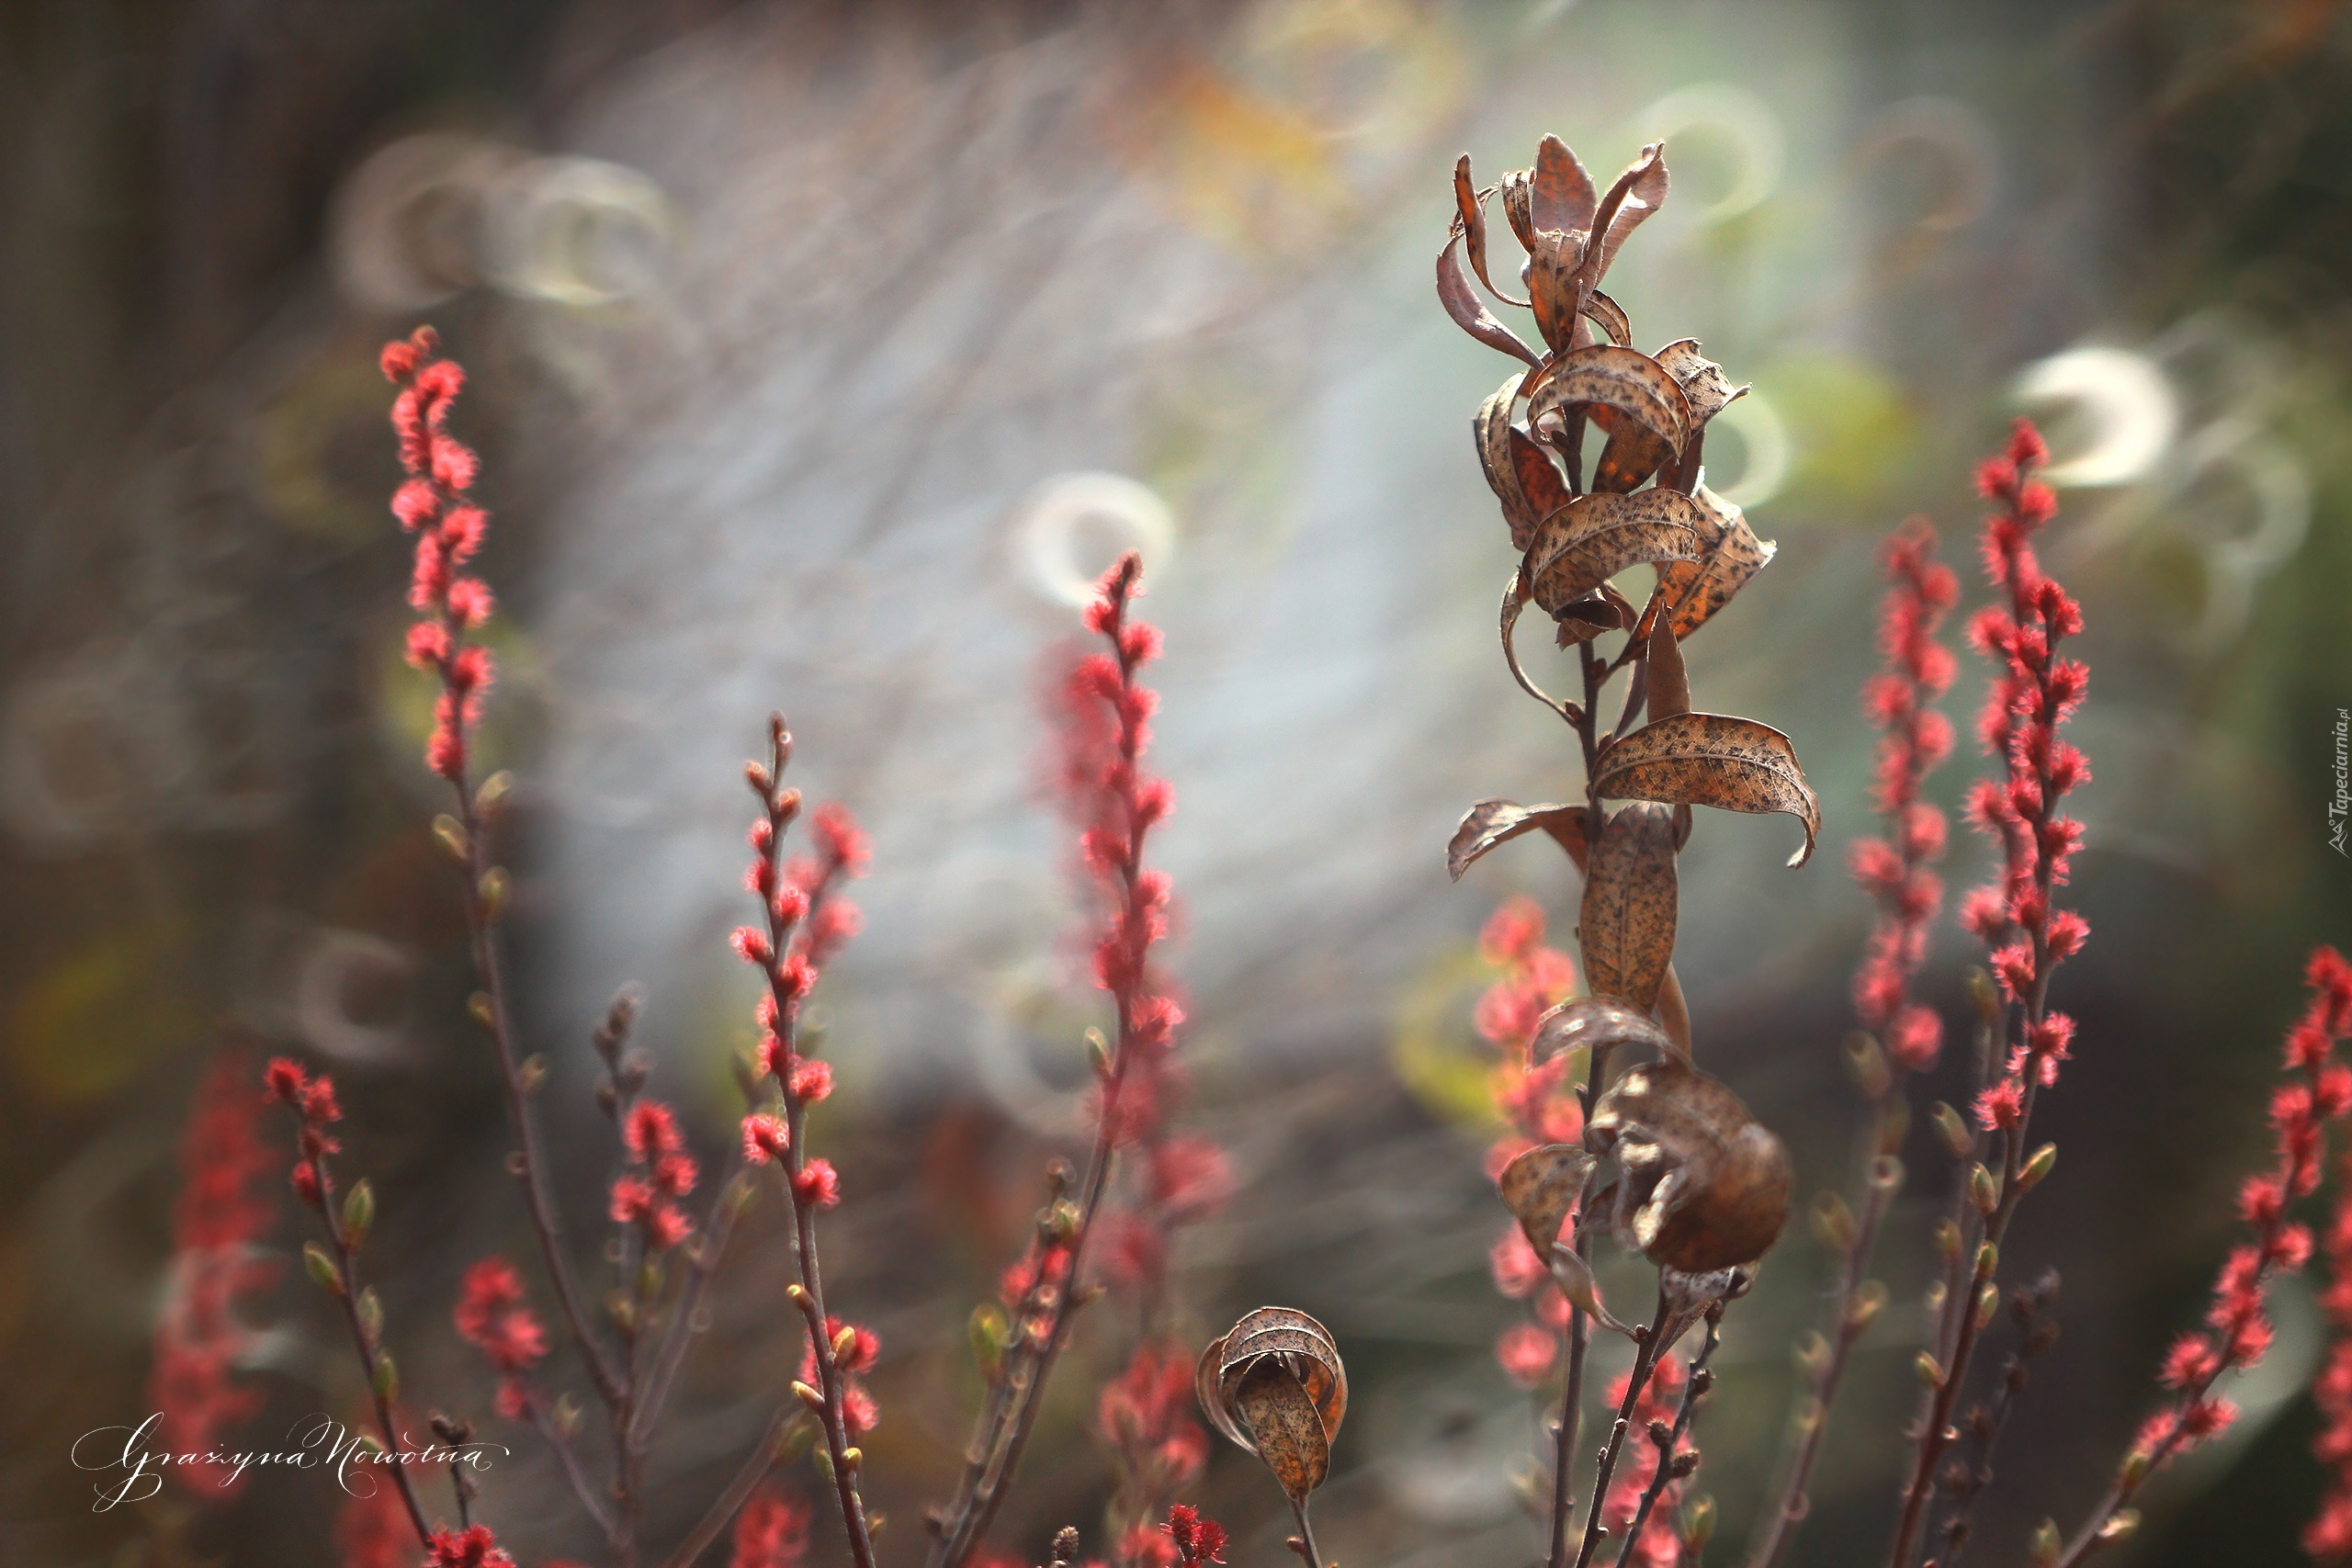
[309, 1162, 433, 1543]
[1550, 1282, 1592, 1568]
[778, 1145, 876, 1568]
[932, 1028, 1125, 1567]
[1548, 1038, 1614, 1568]
[1745, 1134, 1901, 1568]
[448, 766, 648, 1562]
[632, 1145, 752, 1448]
[657, 1404, 796, 1568]
[2049, 1385, 2212, 1568]
[1888, 473, 2082, 1568]
[1931, 1272, 2057, 1568]
[1288, 1495, 1326, 1568]
[1611, 1306, 1722, 1568]
[1573, 1292, 1673, 1568]
[525, 1390, 618, 1543]
[2050, 989, 2348, 1568]
[457, 798, 626, 1404]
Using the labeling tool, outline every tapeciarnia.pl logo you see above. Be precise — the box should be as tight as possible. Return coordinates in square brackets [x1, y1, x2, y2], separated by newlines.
[2331, 706, 2348, 856]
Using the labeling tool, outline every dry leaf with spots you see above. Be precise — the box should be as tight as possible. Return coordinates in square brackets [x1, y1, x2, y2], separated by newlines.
[1654, 484, 1776, 639]
[1552, 582, 1638, 649]
[1580, 802, 1679, 1010]
[1593, 712, 1820, 867]
[1651, 339, 1747, 430]
[1523, 345, 1693, 493]
[1196, 1306, 1347, 1496]
[1575, 141, 1669, 297]
[1230, 1358, 1329, 1503]
[1497, 1144, 1641, 1337]
[1498, 1142, 1593, 1254]
[1439, 234, 1539, 367]
[1525, 491, 1705, 615]
[1645, 619, 1690, 724]
[1580, 289, 1630, 347]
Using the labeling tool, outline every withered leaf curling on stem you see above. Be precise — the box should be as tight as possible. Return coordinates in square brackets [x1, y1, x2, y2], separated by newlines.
[1196, 1307, 1348, 1491]
[1198, 1308, 1347, 1566]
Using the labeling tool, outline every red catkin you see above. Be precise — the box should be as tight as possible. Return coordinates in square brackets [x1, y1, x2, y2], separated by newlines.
[1850, 518, 1959, 1072]
[148, 1048, 279, 1496]
[382, 327, 496, 782]
[1470, 895, 1579, 1384]
[1962, 422, 2091, 1134]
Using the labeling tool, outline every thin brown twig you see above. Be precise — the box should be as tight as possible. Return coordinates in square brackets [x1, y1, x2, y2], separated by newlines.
[455, 790, 627, 1405]
[657, 1405, 797, 1568]
[1745, 1139, 1902, 1568]
[1885, 1059, 2046, 1568]
[306, 1161, 433, 1543]
[1288, 1495, 1327, 1568]
[1611, 1303, 1722, 1568]
[1548, 1040, 1612, 1568]
[1572, 1292, 1672, 1568]
[1930, 1269, 2059, 1568]
[523, 1389, 617, 1543]
[632, 1145, 753, 1449]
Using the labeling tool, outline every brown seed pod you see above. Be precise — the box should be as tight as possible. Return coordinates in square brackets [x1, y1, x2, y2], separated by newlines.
[1586, 1059, 1792, 1272]
[1195, 1307, 1347, 1502]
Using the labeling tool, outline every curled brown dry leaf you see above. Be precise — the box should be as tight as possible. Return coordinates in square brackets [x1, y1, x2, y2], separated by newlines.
[1498, 1143, 1593, 1256]
[1231, 1358, 1330, 1503]
[1645, 621, 1690, 725]
[1580, 289, 1631, 348]
[1529, 995, 1676, 1068]
[1498, 1144, 1640, 1338]
[1587, 1059, 1792, 1273]
[1592, 712, 1820, 867]
[1448, 799, 1589, 881]
[1196, 1307, 1348, 1493]
[1653, 486, 1775, 641]
[1524, 344, 1692, 492]
[1525, 491, 1705, 615]
[1439, 234, 1541, 367]
[1651, 338, 1747, 429]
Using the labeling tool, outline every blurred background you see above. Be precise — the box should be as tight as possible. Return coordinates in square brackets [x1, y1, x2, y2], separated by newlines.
[3, 0, 2350, 1563]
